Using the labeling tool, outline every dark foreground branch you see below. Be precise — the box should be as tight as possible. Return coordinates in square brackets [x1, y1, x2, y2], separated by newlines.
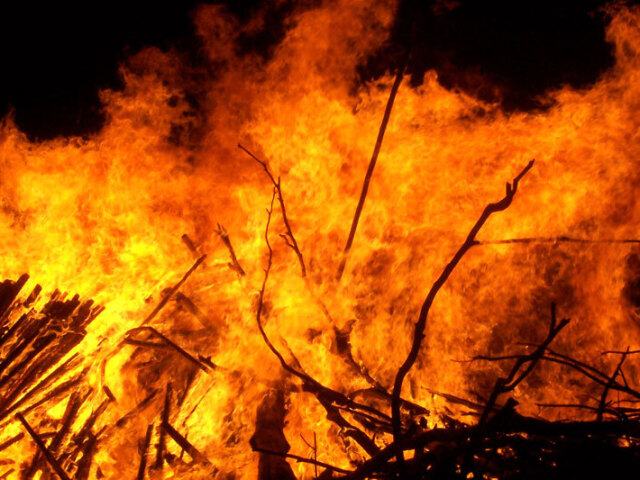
[478, 303, 570, 425]
[390, 160, 535, 468]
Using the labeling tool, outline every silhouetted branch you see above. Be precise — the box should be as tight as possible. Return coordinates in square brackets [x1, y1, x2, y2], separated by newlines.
[478, 303, 570, 425]
[391, 160, 535, 467]
[337, 54, 408, 281]
[126, 326, 213, 374]
[137, 424, 153, 480]
[251, 446, 352, 475]
[255, 190, 386, 456]
[477, 236, 640, 246]
[163, 421, 213, 466]
[154, 383, 172, 469]
[597, 347, 629, 422]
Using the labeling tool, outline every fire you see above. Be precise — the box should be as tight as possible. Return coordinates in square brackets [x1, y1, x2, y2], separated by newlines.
[1, 1, 640, 478]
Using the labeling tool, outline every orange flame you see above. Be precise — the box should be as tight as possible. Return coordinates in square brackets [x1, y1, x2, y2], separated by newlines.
[1, 1, 640, 478]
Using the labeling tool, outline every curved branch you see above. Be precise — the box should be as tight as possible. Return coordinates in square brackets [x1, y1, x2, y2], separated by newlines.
[390, 160, 535, 466]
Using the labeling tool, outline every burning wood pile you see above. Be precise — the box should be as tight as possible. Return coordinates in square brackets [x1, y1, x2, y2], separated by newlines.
[2, 1, 640, 479]
[3, 154, 640, 479]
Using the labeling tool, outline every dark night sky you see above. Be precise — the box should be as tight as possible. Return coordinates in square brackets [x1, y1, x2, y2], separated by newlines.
[0, 1, 631, 140]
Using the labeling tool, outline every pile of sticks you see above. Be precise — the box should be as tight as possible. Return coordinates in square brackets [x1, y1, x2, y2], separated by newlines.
[2, 153, 640, 480]
[2, 101, 640, 479]
[0, 266, 223, 479]
[0, 275, 103, 478]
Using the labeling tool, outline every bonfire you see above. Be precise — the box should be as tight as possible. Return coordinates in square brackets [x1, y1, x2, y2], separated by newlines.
[1, 1, 640, 479]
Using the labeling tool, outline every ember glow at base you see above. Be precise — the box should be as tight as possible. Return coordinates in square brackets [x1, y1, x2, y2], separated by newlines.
[1, 1, 640, 479]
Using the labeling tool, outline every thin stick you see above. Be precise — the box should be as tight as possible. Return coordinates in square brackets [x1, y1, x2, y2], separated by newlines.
[154, 383, 172, 469]
[478, 236, 640, 246]
[127, 327, 211, 373]
[478, 303, 570, 425]
[314, 431, 318, 479]
[252, 447, 352, 475]
[597, 347, 629, 421]
[15, 412, 71, 480]
[181, 234, 200, 259]
[390, 160, 534, 467]
[336, 57, 407, 281]
[142, 255, 206, 326]
[162, 422, 212, 465]
[0, 433, 23, 452]
[215, 224, 245, 275]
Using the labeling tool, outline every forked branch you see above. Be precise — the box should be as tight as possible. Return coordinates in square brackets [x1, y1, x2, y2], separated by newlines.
[390, 160, 535, 466]
[477, 302, 570, 425]
[239, 144, 307, 277]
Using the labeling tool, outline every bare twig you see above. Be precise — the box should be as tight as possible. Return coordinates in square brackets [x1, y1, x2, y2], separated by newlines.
[255, 190, 385, 455]
[251, 446, 352, 475]
[142, 255, 206, 326]
[391, 160, 534, 458]
[478, 303, 570, 425]
[597, 347, 629, 421]
[390, 160, 535, 467]
[239, 144, 306, 277]
[240, 145, 394, 405]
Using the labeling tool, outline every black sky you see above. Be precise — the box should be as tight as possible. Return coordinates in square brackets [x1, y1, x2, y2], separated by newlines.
[0, 1, 631, 140]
